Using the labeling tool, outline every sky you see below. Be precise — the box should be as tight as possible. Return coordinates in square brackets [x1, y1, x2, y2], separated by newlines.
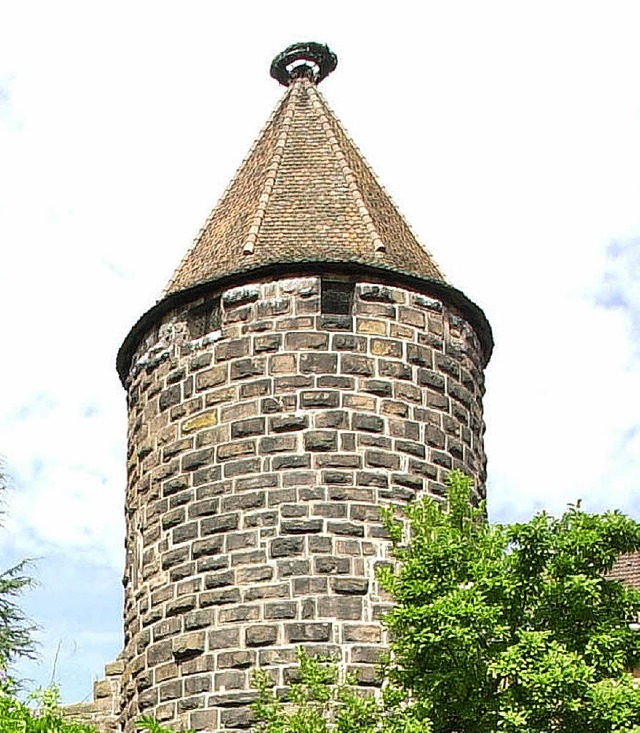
[0, 0, 639, 705]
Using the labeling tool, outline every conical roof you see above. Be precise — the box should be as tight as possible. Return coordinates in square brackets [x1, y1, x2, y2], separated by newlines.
[117, 44, 493, 382]
[164, 75, 445, 298]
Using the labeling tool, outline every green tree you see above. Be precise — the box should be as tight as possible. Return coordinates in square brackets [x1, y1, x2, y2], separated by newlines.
[254, 472, 640, 733]
[0, 684, 98, 732]
[0, 465, 35, 682]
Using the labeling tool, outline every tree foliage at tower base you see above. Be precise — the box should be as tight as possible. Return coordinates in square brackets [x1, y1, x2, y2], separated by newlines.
[253, 471, 640, 733]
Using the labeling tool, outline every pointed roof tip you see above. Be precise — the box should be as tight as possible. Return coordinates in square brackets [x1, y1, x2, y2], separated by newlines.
[270, 42, 338, 86]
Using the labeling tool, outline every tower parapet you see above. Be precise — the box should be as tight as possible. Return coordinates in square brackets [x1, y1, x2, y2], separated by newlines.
[117, 44, 492, 733]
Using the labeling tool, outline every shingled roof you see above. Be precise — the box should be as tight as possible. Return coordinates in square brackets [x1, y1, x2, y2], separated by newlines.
[163, 75, 444, 298]
[609, 551, 640, 590]
[117, 43, 493, 382]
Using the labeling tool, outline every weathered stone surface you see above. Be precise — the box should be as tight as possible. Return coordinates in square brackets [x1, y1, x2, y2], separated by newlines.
[121, 276, 488, 732]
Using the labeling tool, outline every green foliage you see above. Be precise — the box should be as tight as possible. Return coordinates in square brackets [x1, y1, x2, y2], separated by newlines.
[253, 471, 640, 733]
[380, 470, 640, 733]
[252, 649, 430, 733]
[0, 466, 36, 681]
[136, 715, 195, 733]
[0, 684, 98, 732]
[0, 561, 36, 681]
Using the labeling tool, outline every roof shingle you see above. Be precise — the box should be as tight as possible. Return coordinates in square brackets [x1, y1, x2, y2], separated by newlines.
[163, 77, 445, 299]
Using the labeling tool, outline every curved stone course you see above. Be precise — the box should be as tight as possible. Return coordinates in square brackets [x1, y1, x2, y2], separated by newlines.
[120, 275, 487, 732]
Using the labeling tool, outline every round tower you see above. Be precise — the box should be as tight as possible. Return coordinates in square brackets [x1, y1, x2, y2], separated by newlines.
[116, 43, 493, 733]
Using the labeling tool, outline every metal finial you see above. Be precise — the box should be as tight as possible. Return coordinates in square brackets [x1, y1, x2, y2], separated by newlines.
[270, 42, 337, 86]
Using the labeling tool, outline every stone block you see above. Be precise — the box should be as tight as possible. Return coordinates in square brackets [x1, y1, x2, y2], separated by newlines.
[217, 650, 256, 669]
[269, 414, 308, 432]
[340, 354, 374, 376]
[215, 338, 250, 362]
[239, 378, 272, 399]
[282, 519, 323, 534]
[327, 521, 365, 537]
[304, 431, 338, 452]
[159, 385, 181, 411]
[223, 457, 262, 477]
[181, 448, 214, 471]
[318, 596, 363, 620]
[259, 435, 297, 453]
[246, 625, 278, 647]
[253, 334, 282, 353]
[172, 632, 205, 661]
[352, 413, 384, 433]
[332, 333, 367, 351]
[264, 601, 297, 619]
[355, 318, 387, 335]
[300, 352, 338, 374]
[331, 577, 369, 595]
[196, 365, 228, 390]
[230, 417, 266, 438]
[209, 627, 241, 649]
[285, 332, 329, 350]
[223, 286, 260, 307]
[231, 357, 266, 380]
[365, 450, 400, 470]
[300, 390, 340, 409]
[271, 454, 311, 470]
[201, 513, 239, 535]
[285, 623, 332, 642]
[270, 536, 304, 557]
[200, 588, 241, 607]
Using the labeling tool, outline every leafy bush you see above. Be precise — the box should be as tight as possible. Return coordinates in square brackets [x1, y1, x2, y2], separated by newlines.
[0, 684, 98, 732]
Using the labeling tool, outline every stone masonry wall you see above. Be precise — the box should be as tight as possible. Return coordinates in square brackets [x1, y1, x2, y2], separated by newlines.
[120, 276, 487, 732]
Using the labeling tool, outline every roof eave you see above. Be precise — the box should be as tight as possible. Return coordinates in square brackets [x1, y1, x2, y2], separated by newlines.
[116, 261, 493, 385]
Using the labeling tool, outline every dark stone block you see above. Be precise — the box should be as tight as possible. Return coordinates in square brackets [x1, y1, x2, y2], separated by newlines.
[264, 601, 297, 619]
[314, 410, 348, 429]
[285, 332, 329, 350]
[304, 431, 338, 452]
[300, 391, 340, 408]
[426, 425, 446, 449]
[230, 357, 266, 380]
[246, 625, 278, 647]
[327, 521, 365, 537]
[159, 385, 181, 411]
[431, 450, 453, 468]
[365, 450, 400, 470]
[322, 470, 352, 485]
[282, 519, 323, 534]
[272, 454, 311, 470]
[356, 471, 388, 488]
[331, 577, 369, 595]
[254, 334, 282, 353]
[418, 369, 445, 391]
[435, 353, 460, 378]
[340, 354, 374, 376]
[318, 314, 353, 331]
[201, 513, 239, 535]
[230, 417, 266, 438]
[182, 448, 214, 472]
[270, 414, 308, 432]
[285, 623, 332, 642]
[318, 596, 363, 620]
[352, 413, 384, 433]
[270, 536, 304, 557]
[378, 360, 412, 380]
[332, 334, 367, 352]
[392, 473, 424, 491]
[362, 379, 392, 397]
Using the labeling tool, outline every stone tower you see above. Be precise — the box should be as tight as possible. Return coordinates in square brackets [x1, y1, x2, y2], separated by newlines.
[116, 43, 493, 733]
